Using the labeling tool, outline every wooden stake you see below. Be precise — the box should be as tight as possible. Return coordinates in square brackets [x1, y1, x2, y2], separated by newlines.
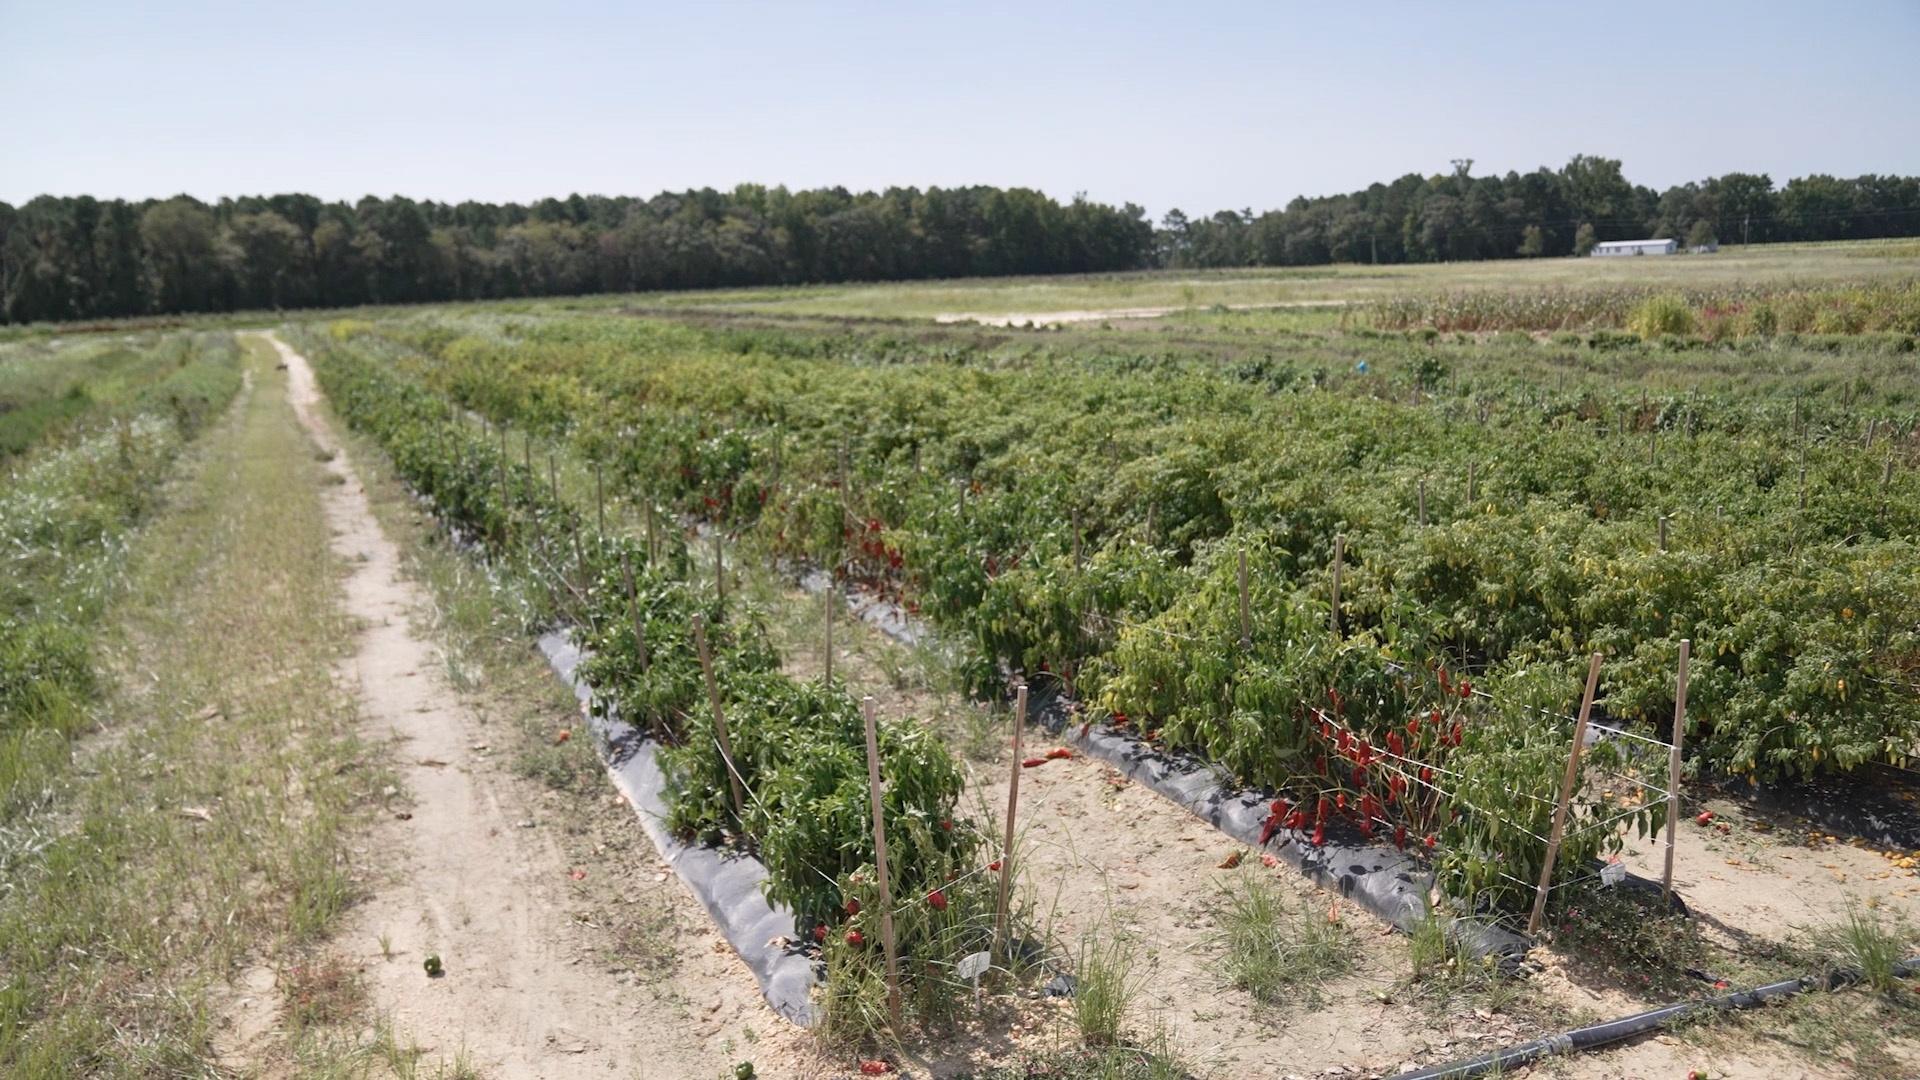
[691, 613, 746, 823]
[995, 684, 1027, 957]
[1798, 440, 1809, 512]
[1648, 427, 1657, 467]
[713, 530, 726, 606]
[1237, 547, 1252, 648]
[1466, 461, 1477, 505]
[1658, 515, 1668, 552]
[1881, 457, 1896, 524]
[822, 580, 834, 686]
[1330, 534, 1345, 636]
[1528, 652, 1604, 936]
[861, 696, 903, 1031]
[1417, 478, 1427, 527]
[1662, 640, 1690, 905]
[646, 501, 658, 564]
[595, 461, 605, 538]
[548, 452, 558, 501]
[621, 550, 650, 673]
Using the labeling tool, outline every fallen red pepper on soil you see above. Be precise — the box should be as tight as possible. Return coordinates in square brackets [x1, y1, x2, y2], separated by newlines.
[1021, 756, 1047, 768]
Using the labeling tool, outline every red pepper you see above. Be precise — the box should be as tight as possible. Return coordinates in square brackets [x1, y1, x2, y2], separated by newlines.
[1284, 811, 1307, 830]
[1320, 717, 1333, 740]
[1046, 747, 1072, 760]
[1311, 823, 1326, 847]
[813, 924, 827, 943]
[1438, 668, 1450, 694]
[1387, 732, 1405, 758]
[1316, 796, 1332, 822]
[1021, 756, 1047, 768]
[1358, 738, 1373, 767]
[1270, 798, 1290, 816]
[927, 889, 948, 911]
[940, 819, 953, 832]
[1424, 834, 1437, 850]
[1394, 824, 1408, 849]
[845, 898, 861, 916]
[1459, 680, 1472, 699]
[1335, 792, 1347, 812]
[988, 859, 1002, 872]
[1420, 766, 1434, 785]
[846, 929, 866, 947]
[1337, 729, 1353, 754]
[1359, 819, 1374, 838]
[1260, 817, 1280, 844]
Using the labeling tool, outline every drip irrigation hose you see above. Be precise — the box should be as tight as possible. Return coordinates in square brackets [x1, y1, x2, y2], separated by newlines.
[1386, 957, 1920, 1080]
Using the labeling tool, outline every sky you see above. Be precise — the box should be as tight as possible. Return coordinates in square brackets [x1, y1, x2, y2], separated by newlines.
[4, 1, 1918, 219]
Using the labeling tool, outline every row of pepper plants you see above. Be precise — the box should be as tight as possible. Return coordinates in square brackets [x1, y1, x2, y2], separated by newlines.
[298, 325, 995, 1037]
[317, 311, 1920, 918]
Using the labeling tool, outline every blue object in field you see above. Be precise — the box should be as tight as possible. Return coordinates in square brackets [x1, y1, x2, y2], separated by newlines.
[1355, 360, 1370, 374]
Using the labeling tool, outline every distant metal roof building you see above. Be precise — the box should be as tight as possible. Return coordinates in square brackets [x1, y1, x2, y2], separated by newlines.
[1591, 238, 1678, 257]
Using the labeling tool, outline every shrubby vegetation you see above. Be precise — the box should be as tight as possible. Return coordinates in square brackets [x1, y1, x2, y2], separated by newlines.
[1371, 279, 1920, 338]
[0, 332, 242, 808]
[312, 310, 1920, 916]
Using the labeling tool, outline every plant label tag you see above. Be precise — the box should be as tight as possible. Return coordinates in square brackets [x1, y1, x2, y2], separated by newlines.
[956, 951, 991, 981]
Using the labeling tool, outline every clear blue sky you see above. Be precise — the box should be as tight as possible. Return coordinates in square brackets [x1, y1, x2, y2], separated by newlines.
[4, 1, 1917, 218]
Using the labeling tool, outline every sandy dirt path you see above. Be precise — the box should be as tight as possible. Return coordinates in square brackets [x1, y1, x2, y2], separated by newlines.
[266, 332, 814, 1078]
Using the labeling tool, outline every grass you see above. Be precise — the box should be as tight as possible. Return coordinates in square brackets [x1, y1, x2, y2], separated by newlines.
[0, 335, 399, 1073]
[1074, 932, 1140, 1047]
[1817, 903, 1912, 994]
[1211, 870, 1353, 1006]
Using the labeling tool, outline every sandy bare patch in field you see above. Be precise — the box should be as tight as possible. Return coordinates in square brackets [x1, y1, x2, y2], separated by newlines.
[932, 299, 1348, 327]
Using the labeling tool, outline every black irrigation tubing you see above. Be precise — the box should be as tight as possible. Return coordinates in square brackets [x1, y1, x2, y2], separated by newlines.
[1386, 957, 1920, 1080]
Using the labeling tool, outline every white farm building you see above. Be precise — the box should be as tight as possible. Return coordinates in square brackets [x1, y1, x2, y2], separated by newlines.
[1591, 238, 1678, 257]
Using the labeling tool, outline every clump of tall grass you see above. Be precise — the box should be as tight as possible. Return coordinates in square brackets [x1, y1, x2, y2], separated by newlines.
[1212, 872, 1352, 1004]
[1818, 904, 1911, 994]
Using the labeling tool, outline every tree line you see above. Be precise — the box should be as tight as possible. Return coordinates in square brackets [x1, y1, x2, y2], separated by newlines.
[0, 186, 1154, 324]
[1159, 156, 1920, 268]
[5, 158, 1919, 324]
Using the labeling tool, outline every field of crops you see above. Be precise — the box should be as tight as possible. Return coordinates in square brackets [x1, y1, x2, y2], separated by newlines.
[286, 282, 1920, 928]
